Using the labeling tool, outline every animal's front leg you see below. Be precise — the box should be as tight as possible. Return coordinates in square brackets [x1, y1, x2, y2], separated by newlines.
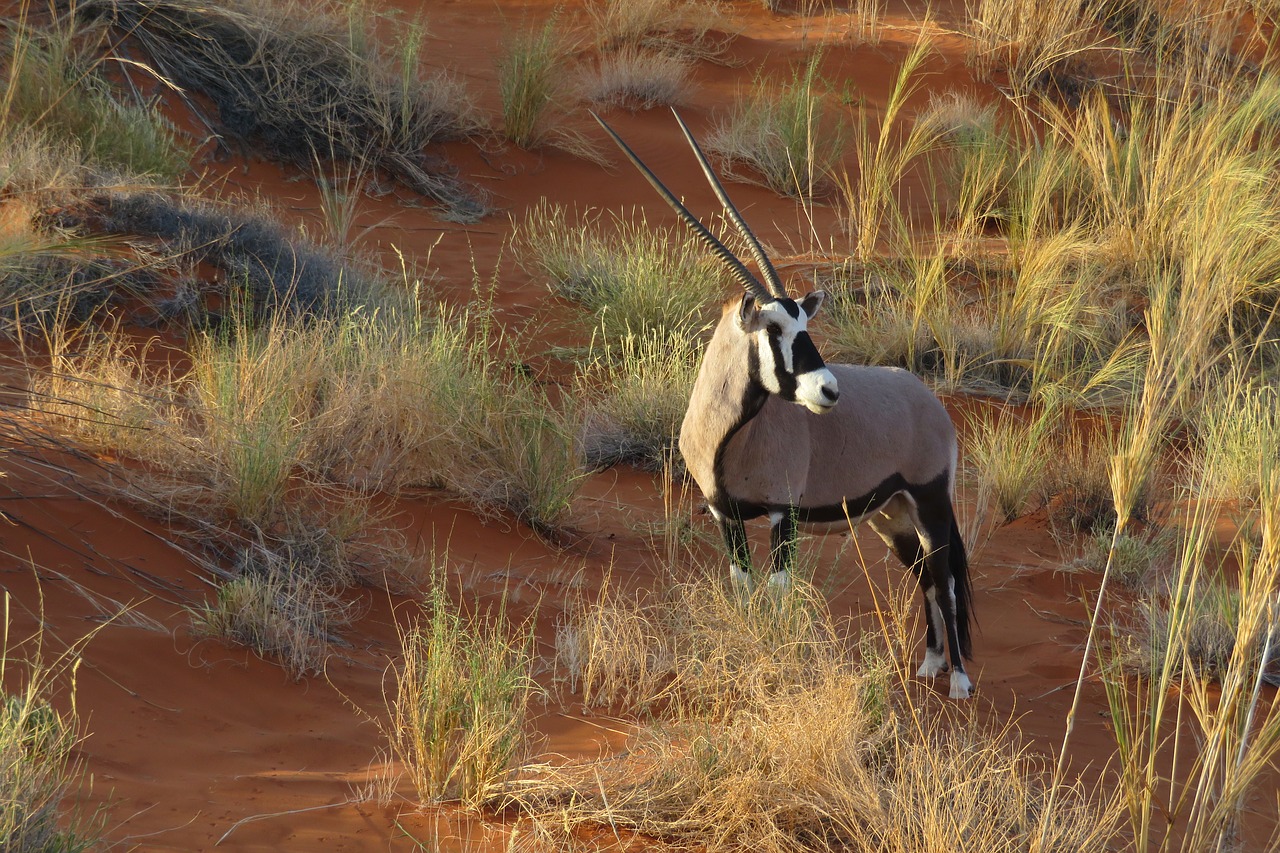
[767, 508, 796, 591]
[710, 507, 753, 594]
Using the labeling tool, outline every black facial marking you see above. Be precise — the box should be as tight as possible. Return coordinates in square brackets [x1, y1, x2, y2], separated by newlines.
[779, 299, 800, 319]
[791, 331, 826, 376]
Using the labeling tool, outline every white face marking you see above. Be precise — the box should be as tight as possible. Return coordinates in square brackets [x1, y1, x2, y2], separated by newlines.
[751, 301, 838, 413]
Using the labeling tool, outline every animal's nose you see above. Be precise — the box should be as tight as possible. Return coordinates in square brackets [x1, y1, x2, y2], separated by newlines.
[822, 386, 839, 403]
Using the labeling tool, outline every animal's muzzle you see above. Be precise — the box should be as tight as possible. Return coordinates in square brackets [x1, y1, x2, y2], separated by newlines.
[797, 367, 839, 413]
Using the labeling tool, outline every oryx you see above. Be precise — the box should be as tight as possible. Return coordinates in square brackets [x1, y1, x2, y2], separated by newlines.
[594, 111, 975, 699]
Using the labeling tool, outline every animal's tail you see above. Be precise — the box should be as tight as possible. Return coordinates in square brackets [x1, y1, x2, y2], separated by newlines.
[950, 516, 975, 660]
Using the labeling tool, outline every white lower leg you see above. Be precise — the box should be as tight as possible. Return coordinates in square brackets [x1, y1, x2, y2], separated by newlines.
[949, 670, 973, 700]
[729, 563, 754, 593]
[766, 570, 790, 591]
[916, 647, 947, 678]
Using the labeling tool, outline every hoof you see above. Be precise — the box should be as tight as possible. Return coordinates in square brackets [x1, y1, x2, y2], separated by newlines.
[949, 671, 973, 700]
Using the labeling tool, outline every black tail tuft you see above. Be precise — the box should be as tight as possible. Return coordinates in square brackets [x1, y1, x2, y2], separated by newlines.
[950, 517, 975, 660]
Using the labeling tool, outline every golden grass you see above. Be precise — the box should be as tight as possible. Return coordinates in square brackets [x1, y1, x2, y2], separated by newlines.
[526, 568, 1119, 852]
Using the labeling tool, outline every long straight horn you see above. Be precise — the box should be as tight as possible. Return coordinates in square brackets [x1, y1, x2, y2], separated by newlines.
[670, 109, 788, 300]
[591, 111, 775, 305]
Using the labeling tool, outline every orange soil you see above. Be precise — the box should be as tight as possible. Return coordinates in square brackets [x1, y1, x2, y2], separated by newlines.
[1, 1, 1275, 850]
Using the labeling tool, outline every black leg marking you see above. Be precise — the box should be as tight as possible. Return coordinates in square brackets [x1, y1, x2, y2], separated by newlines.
[889, 532, 944, 667]
[715, 510, 752, 577]
[915, 496, 972, 698]
[769, 509, 797, 576]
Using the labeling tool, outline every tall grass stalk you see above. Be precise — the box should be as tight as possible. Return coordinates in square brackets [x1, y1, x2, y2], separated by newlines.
[1099, 470, 1280, 851]
[498, 16, 568, 150]
[842, 31, 944, 258]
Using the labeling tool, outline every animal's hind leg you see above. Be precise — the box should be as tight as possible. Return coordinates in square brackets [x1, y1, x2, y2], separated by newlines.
[868, 497, 947, 679]
[710, 506, 753, 594]
[914, 502, 972, 699]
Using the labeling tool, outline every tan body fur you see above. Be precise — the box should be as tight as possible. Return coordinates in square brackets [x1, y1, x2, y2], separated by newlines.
[681, 301, 956, 514]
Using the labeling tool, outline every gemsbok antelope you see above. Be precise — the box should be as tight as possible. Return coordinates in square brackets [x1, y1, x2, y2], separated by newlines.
[594, 111, 975, 699]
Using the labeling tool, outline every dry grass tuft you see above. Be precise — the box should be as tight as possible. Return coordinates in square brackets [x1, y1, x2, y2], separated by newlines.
[514, 202, 728, 340]
[191, 539, 362, 678]
[389, 579, 539, 809]
[581, 46, 692, 110]
[76, 0, 488, 221]
[708, 51, 845, 199]
[587, 0, 732, 62]
[528, 570, 1118, 852]
[1, 594, 102, 852]
[576, 326, 700, 471]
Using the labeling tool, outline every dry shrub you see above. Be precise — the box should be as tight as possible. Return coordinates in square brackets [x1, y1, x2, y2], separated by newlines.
[75, 0, 487, 221]
[587, 0, 732, 62]
[581, 46, 692, 110]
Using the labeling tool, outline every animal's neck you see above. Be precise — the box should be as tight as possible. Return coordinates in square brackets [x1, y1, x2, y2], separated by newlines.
[680, 319, 769, 506]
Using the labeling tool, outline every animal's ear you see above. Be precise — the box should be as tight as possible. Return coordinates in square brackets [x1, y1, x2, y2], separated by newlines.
[799, 290, 826, 319]
[735, 293, 764, 331]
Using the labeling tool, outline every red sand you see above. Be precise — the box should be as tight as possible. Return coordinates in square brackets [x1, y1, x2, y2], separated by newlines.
[1, 1, 1276, 850]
